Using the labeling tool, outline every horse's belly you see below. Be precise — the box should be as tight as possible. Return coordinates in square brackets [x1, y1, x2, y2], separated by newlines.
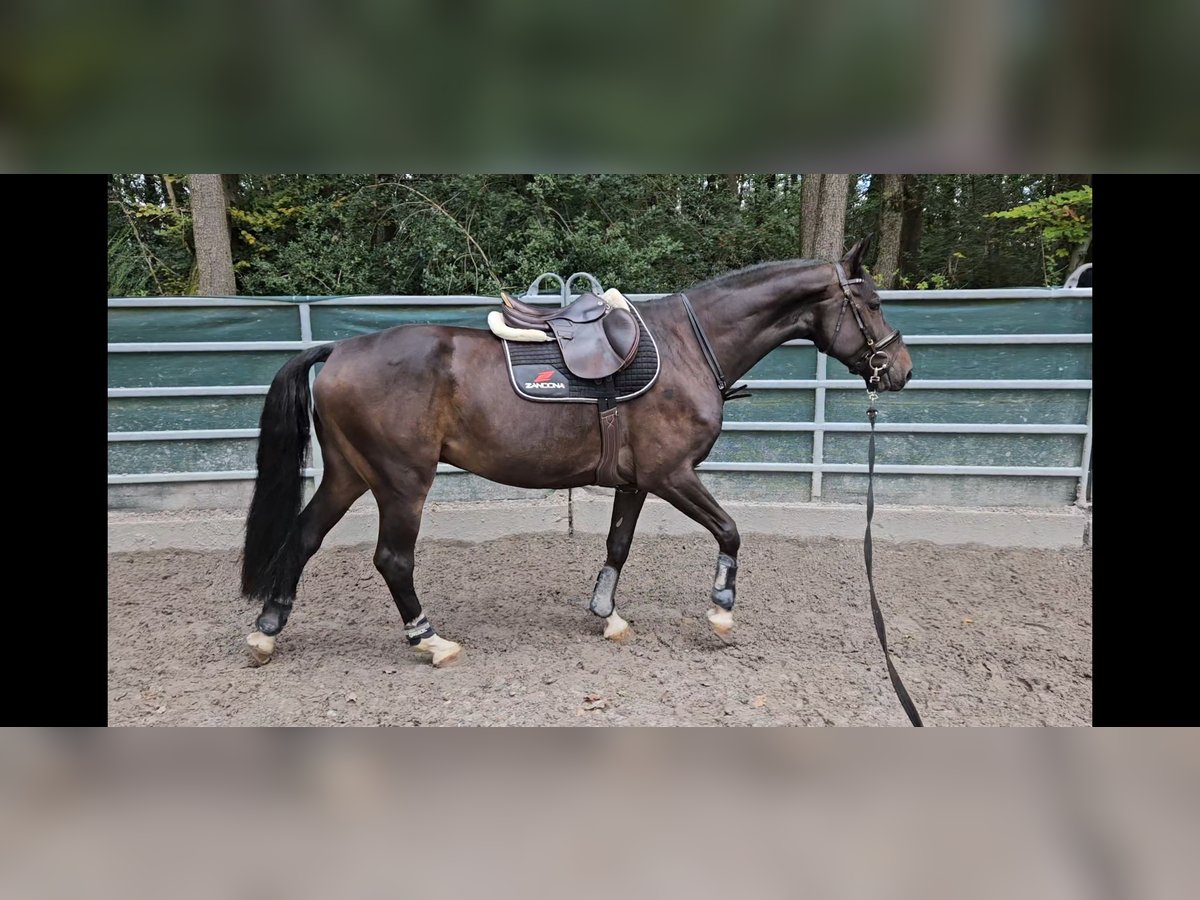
[440, 399, 603, 489]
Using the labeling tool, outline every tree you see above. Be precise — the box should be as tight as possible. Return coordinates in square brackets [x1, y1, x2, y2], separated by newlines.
[800, 174, 821, 258]
[799, 174, 849, 260]
[988, 185, 1092, 286]
[815, 174, 850, 260]
[108, 173, 1085, 297]
[189, 174, 237, 295]
[873, 174, 904, 288]
[899, 175, 925, 283]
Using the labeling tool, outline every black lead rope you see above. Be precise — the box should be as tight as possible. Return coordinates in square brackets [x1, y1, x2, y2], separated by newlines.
[866, 403, 924, 726]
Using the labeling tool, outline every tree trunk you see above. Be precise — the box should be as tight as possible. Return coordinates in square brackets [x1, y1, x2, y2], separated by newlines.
[873, 174, 904, 288]
[800, 174, 822, 257]
[812, 173, 849, 261]
[1067, 235, 1091, 274]
[189, 174, 237, 295]
[162, 175, 178, 213]
[899, 175, 925, 281]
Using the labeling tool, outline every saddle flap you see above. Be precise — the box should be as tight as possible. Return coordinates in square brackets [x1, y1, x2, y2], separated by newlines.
[602, 308, 640, 365]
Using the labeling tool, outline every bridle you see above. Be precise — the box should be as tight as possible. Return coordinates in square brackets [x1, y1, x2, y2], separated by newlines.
[830, 262, 901, 391]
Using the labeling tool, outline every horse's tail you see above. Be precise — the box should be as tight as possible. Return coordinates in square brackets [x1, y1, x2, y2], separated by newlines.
[241, 343, 335, 601]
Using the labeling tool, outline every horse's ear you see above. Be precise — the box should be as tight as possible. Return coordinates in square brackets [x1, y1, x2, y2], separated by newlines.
[841, 235, 872, 276]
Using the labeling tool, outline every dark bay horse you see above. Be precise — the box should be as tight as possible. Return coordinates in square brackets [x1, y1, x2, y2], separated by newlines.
[241, 238, 913, 666]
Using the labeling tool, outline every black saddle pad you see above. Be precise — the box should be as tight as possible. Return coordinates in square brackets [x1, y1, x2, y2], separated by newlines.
[502, 303, 660, 403]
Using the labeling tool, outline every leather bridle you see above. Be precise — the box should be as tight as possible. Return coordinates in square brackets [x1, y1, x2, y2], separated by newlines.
[830, 262, 901, 390]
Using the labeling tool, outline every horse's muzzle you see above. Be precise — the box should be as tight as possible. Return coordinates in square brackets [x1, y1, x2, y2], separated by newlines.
[881, 345, 914, 391]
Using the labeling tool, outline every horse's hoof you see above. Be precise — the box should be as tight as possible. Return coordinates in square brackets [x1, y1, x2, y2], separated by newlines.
[432, 644, 461, 668]
[706, 606, 734, 638]
[246, 631, 276, 666]
[415, 635, 462, 668]
[604, 612, 632, 642]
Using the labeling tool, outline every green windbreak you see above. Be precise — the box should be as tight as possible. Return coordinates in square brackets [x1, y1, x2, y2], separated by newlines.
[108, 293, 1091, 507]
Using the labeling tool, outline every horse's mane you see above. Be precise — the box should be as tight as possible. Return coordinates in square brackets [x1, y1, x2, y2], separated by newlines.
[684, 259, 824, 293]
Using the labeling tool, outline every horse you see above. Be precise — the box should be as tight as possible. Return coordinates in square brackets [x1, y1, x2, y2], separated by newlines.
[240, 237, 913, 667]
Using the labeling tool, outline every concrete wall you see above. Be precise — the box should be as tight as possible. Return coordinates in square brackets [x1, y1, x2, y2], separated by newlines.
[108, 487, 1090, 553]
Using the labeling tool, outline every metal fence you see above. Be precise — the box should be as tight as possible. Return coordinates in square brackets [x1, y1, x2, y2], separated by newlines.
[108, 279, 1093, 509]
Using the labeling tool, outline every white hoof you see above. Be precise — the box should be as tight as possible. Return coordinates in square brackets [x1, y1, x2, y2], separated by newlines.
[246, 631, 276, 666]
[604, 611, 632, 642]
[706, 606, 734, 638]
[414, 635, 462, 668]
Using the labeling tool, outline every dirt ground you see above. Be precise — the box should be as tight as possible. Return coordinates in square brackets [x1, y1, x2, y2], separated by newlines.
[108, 532, 1092, 726]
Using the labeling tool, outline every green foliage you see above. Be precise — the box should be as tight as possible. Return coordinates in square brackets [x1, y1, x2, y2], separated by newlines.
[988, 185, 1092, 284]
[108, 175, 195, 295]
[108, 173, 1085, 297]
[107, 223, 152, 296]
[989, 186, 1092, 237]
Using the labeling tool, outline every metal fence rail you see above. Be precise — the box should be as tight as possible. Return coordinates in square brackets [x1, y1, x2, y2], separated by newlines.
[108, 283, 1094, 506]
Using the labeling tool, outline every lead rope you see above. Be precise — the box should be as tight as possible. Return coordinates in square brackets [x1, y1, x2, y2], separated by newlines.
[865, 391, 924, 726]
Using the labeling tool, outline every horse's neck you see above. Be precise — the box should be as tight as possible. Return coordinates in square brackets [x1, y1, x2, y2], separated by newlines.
[685, 262, 828, 384]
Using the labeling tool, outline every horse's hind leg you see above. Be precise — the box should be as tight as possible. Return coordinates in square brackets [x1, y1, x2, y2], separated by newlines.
[247, 447, 366, 664]
[651, 470, 740, 639]
[372, 471, 461, 668]
[589, 489, 647, 641]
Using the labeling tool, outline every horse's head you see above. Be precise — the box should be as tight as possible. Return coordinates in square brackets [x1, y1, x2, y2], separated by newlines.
[812, 237, 913, 391]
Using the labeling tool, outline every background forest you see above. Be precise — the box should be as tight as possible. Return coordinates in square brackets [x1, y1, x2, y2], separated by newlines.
[108, 174, 1092, 298]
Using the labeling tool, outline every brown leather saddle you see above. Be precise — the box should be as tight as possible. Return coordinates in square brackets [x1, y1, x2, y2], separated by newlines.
[500, 290, 640, 381]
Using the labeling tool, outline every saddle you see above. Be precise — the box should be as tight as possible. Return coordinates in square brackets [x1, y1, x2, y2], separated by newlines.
[499, 290, 640, 380]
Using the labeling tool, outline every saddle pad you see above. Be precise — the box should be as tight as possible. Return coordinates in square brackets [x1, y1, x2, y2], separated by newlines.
[502, 302, 660, 403]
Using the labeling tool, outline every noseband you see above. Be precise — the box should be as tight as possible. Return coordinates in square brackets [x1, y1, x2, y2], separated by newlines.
[830, 262, 901, 388]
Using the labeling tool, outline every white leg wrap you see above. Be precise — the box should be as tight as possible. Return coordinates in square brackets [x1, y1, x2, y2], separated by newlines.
[706, 606, 734, 636]
[604, 611, 632, 641]
[413, 634, 462, 667]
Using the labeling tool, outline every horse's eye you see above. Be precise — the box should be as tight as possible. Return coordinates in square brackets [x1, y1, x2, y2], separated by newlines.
[867, 302, 882, 311]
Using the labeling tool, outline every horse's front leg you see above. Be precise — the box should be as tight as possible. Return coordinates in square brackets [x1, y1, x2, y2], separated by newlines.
[652, 469, 740, 638]
[589, 488, 647, 641]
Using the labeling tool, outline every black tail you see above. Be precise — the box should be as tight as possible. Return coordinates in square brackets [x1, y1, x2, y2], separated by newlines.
[241, 344, 335, 601]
